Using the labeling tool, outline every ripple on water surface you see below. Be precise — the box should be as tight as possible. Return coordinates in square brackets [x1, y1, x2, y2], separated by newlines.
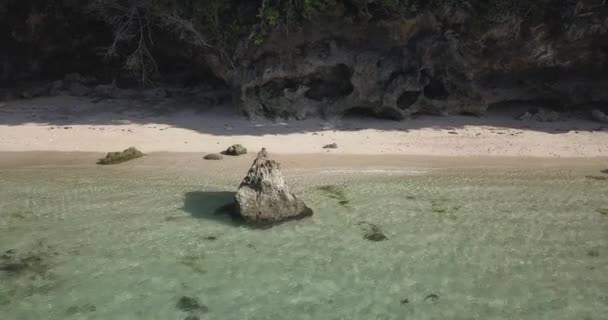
[0, 165, 607, 320]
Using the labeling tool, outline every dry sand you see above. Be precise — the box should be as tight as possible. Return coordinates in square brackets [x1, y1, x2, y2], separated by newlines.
[0, 95, 607, 158]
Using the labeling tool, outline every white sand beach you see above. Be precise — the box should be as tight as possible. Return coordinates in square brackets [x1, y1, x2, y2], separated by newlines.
[0, 96, 607, 158]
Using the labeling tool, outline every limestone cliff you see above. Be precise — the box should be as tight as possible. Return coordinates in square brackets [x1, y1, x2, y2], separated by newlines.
[2, 1, 608, 120]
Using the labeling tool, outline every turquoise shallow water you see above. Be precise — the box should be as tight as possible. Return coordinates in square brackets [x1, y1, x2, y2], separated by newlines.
[0, 161, 607, 320]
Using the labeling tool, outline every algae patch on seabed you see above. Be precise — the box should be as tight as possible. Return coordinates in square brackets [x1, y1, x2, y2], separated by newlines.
[585, 175, 608, 181]
[179, 255, 206, 274]
[65, 303, 96, 315]
[357, 222, 388, 242]
[0, 290, 10, 306]
[97, 147, 144, 165]
[0, 242, 61, 303]
[0, 247, 52, 277]
[317, 185, 350, 206]
[430, 198, 461, 219]
[176, 296, 209, 313]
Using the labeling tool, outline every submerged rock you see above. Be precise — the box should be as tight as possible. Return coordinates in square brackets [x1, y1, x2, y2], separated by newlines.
[317, 185, 348, 202]
[234, 148, 313, 226]
[176, 296, 208, 313]
[425, 294, 440, 302]
[203, 153, 223, 160]
[65, 304, 96, 315]
[97, 147, 144, 165]
[0, 247, 50, 277]
[223, 144, 247, 156]
[358, 222, 388, 242]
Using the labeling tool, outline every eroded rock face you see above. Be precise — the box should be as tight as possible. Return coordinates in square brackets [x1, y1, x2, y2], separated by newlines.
[230, 3, 608, 120]
[234, 148, 312, 226]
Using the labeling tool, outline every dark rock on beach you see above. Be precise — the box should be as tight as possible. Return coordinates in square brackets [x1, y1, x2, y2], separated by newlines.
[591, 109, 608, 124]
[223, 144, 247, 156]
[97, 147, 144, 165]
[234, 148, 313, 226]
[323, 143, 338, 149]
[203, 153, 223, 160]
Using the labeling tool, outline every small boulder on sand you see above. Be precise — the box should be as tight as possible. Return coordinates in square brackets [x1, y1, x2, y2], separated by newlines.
[591, 109, 608, 124]
[234, 148, 313, 226]
[223, 144, 247, 156]
[516, 108, 561, 122]
[323, 143, 338, 149]
[97, 147, 144, 165]
[203, 153, 223, 160]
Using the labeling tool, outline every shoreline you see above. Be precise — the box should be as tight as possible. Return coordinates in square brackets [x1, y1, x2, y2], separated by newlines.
[0, 96, 607, 158]
[1, 151, 606, 172]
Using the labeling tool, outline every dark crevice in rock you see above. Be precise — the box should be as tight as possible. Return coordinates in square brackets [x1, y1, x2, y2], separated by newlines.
[423, 78, 449, 100]
[396, 90, 421, 110]
[377, 107, 406, 120]
[342, 107, 379, 118]
[304, 64, 354, 101]
[260, 79, 299, 99]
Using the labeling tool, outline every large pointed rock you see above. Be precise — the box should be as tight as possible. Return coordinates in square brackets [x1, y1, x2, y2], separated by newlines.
[234, 148, 313, 226]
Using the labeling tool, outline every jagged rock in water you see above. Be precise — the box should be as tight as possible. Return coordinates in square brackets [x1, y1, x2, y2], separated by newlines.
[234, 148, 313, 226]
[591, 109, 608, 124]
[97, 147, 144, 165]
[224, 144, 248, 156]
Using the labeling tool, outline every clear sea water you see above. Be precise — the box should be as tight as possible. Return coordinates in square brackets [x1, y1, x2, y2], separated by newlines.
[0, 157, 607, 320]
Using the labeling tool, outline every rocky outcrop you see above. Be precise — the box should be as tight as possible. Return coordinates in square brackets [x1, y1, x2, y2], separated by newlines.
[591, 109, 608, 123]
[234, 148, 312, 226]
[97, 147, 144, 165]
[3, 1, 608, 121]
[223, 144, 248, 156]
[231, 2, 608, 120]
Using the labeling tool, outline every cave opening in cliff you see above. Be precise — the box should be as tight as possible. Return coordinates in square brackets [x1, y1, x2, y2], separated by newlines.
[342, 107, 379, 119]
[304, 64, 354, 101]
[396, 90, 421, 110]
[423, 78, 449, 100]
